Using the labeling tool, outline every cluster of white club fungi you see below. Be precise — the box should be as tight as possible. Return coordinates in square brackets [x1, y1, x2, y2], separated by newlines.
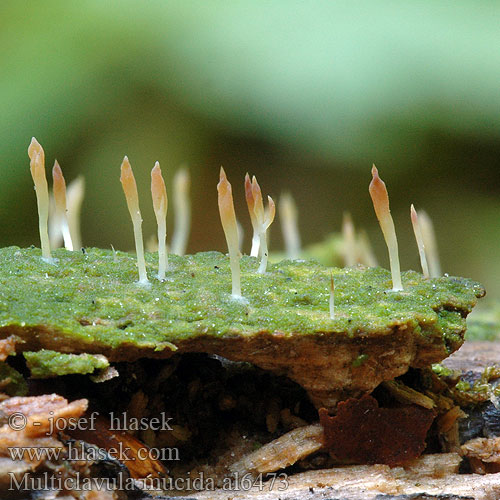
[28, 138, 441, 317]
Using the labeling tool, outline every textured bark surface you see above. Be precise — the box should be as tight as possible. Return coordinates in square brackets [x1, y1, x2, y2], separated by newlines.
[442, 341, 500, 375]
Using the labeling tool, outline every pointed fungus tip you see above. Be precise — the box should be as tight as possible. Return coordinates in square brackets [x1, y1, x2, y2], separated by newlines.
[52, 159, 62, 176]
[410, 204, 417, 222]
[176, 167, 190, 185]
[219, 166, 227, 180]
[266, 195, 276, 225]
[151, 162, 167, 216]
[151, 162, 163, 183]
[28, 137, 41, 155]
[120, 158, 135, 186]
[52, 160, 66, 204]
[342, 212, 354, 231]
[28, 138, 45, 167]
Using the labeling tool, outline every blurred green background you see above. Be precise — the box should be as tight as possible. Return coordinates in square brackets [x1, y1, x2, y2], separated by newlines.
[1, 1, 499, 296]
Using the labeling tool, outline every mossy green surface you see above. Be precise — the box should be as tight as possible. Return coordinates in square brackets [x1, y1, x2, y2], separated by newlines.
[24, 350, 109, 378]
[0, 247, 484, 375]
[0, 362, 27, 396]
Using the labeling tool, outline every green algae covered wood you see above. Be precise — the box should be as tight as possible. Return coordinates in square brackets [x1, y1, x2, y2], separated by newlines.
[24, 350, 109, 378]
[0, 246, 485, 409]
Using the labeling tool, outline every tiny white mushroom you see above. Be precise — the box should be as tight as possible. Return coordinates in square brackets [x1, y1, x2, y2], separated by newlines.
[52, 160, 74, 251]
[249, 176, 275, 274]
[418, 210, 442, 278]
[66, 176, 85, 250]
[151, 162, 168, 280]
[217, 167, 242, 298]
[28, 138, 52, 261]
[279, 192, 301, 260]
[357, 229, 378, 267]
[369, 165, 403, 291]
[171, 168, 190, 255]
[245, 173, 260, 257]
[342, 212, 357, 267]
[410, 204, 430, 279]
[120, 156, 148, 284]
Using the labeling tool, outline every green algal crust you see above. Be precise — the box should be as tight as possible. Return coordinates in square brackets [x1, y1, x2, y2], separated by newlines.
[23, 350, 109, 378]
[0, 247, 484, 408]
[0, 362, 27, 396]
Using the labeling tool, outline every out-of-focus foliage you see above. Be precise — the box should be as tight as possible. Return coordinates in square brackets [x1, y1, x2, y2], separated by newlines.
[0, 1, 499, 296]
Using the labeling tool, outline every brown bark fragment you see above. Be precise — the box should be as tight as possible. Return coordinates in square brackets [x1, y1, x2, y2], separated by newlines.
[0, 335, 20, 361]
[319, 394, 435, 466]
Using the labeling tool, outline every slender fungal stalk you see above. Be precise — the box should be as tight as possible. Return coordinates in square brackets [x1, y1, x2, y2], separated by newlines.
[151, 162, 168, 280]
[257, 197, 275, 274]
[419, 210, 441, 278]
[52, 160, 73, 251]
[329, 273, 335, 320]
[245, 173, 260, 257]
[120, 156, 148, 284]
[357, 230, 378, 267]
[66, 177, 84, 250]
[342, 212, 357, 267]
[279, 192, 301, 260]
[369, 165, 403, 291]
[236, 219, 244, 252]
[250, 176, 276, 274]
[171, 168, 190, 255]
[28, 138, 51, 261]
[410, 204, 430, 279]
[217, 167, 241, 297]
